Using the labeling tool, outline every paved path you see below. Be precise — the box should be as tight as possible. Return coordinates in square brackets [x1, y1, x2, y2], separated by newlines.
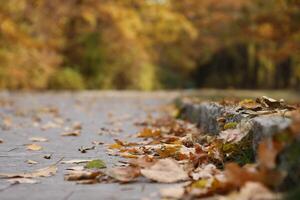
[0, 92, 179, 200]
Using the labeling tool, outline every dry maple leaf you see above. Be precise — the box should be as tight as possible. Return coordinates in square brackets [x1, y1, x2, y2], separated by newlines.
[26, 144, 43, 151]
[141, 158, 189, 183]
[107, 166, 140, 183]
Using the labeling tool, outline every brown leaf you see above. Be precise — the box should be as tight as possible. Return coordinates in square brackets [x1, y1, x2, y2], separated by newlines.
[220, 182, 281, 200]
[141, 158, 189, 183]
[0, 165, 57, 179]
[26, 144, 43, 151]
[156, 144, 181, 158]
[107, 166, 140, 183]
[128, 155, 156, 168]
[224, 163, 262, 188]
[65, 170, 101, 181]
[258, 140, 284, 170]
[0, 138, 3, 143]
[61, 130, 80, 136]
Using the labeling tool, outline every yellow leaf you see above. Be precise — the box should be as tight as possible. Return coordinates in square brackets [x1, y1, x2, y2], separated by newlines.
[157, 144, 180, 158]
[109, 143, 123, 149]
[26, 144, 42, 151]
[138, 128, 161, 138]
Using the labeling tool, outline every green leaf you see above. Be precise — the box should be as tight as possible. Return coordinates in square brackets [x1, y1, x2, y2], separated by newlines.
[85, 159, 106, 169]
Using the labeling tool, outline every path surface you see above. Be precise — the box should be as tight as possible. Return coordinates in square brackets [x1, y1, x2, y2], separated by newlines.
[0, 91, 179, 200]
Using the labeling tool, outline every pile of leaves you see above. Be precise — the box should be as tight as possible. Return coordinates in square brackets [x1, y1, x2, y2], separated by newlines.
[60, 98, 300, 199]
[1, 96, 299, 199]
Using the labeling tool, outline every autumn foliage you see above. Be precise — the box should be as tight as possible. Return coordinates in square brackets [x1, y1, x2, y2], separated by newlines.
[0, 0, 300, 90]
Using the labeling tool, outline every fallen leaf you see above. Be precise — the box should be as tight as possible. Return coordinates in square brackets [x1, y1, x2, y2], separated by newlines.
[85, 160, 106, 169]
[138, 128, 161, 138]
[27, 165, 57, 178]
[44, 154, 52, 159]
[128, 155, 156, 168]
[7, 178, 39, 184]
[29, 137, 48, 142]
[108, 143, 123, 149]
[224, 163, 262, 188]
[65, 170, 102, 181]
[156, 144, 181, 158]
[119, 152, 139, 159]
[78, 146, 95, 153]
[239, 99, 262, 111]
[26, 144, 43, 151]
[191, 164, 218, 181]
[61, 159, 92, 164]
[0, 138, 3, 143]
[258, 139, 284, 170]
[220, 182, 280, 200]
[141, 158, 189, 183]
[66, 166, 85, 171]
[61, 130, 80, 136]
[107, 166, 140, 183]
[92, 141, 104, 145]
[0, 165, 57, 178]
[26, 160, 38, 165]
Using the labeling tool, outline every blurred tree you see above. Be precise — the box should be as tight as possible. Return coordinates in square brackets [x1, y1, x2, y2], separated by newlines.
[0, 0, 299, 90]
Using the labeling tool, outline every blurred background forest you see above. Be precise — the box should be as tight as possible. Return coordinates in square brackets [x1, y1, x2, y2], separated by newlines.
[0, 0, 300, 90]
